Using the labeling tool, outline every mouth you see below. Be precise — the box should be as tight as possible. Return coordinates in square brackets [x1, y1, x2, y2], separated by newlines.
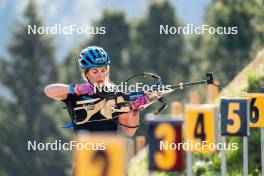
[95, 80, 104, 85]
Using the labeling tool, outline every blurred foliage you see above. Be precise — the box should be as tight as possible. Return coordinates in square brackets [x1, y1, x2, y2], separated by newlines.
[0, 0, 71, 175]
[127, 0, 188, 83]
[193, 0, 264, 85]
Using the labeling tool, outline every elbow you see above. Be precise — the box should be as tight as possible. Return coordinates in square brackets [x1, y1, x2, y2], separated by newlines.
[43, 84, 68, 100]
[44, 85, 52, 97]
[44, 85, 58, 99]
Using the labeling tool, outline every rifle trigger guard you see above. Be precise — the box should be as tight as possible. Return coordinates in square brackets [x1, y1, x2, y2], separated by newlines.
[154, 96, 167, 115]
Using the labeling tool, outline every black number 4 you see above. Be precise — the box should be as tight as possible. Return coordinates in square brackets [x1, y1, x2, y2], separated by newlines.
[194, 113, 206, 141]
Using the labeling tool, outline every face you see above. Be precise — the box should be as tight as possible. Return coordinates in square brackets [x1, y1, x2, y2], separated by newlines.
[84, 66, 108, 85]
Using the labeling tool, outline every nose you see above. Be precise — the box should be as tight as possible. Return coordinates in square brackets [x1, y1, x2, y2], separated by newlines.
[96, 72, 106, 79]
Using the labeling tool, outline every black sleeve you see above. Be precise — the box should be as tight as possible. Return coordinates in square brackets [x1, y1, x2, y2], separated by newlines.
[60, 94, 76, 123]
[61, 93, 74, 104]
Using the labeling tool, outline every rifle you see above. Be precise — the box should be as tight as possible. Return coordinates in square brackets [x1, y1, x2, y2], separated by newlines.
[62, 72, 220, 128]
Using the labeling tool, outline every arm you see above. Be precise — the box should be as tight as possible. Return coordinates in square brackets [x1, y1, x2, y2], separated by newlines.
[118, 95, 149, 136]
[44, 84, 70, 100]
[118, 112, 139, 137]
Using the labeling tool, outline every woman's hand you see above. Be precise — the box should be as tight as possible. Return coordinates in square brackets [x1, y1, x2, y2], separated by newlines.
[119, 95, 150, 137]
[73, 83, 94, 95]
[44, 83, 95, 100]
[130, 95, 150, 115]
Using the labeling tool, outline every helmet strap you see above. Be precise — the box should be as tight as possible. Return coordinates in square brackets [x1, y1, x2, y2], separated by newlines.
[82, 69, 92, 84]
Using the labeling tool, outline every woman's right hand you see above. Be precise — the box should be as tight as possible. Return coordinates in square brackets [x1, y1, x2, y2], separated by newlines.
[74, 83, 94, 96]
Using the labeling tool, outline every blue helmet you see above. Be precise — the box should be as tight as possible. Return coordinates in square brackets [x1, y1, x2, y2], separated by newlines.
[78, 46, 110, 70]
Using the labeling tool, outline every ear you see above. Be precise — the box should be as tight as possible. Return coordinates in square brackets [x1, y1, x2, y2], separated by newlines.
[81, 69, 88, 79]
[82, 69, 89, 75]
[106, 66, 110, 71]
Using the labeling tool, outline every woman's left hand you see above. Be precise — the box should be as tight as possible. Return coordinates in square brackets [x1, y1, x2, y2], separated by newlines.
[130, 95, 150, 115]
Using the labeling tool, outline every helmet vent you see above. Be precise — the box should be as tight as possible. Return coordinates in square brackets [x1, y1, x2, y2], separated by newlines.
[88, 50, 96, 58]
[81, 60, 86, 65]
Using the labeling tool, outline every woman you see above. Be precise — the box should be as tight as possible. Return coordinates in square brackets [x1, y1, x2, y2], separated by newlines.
[44, 46, 149, 136]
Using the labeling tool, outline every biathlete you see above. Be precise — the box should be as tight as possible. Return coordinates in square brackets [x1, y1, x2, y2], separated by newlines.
[44, 46, 149, 136]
